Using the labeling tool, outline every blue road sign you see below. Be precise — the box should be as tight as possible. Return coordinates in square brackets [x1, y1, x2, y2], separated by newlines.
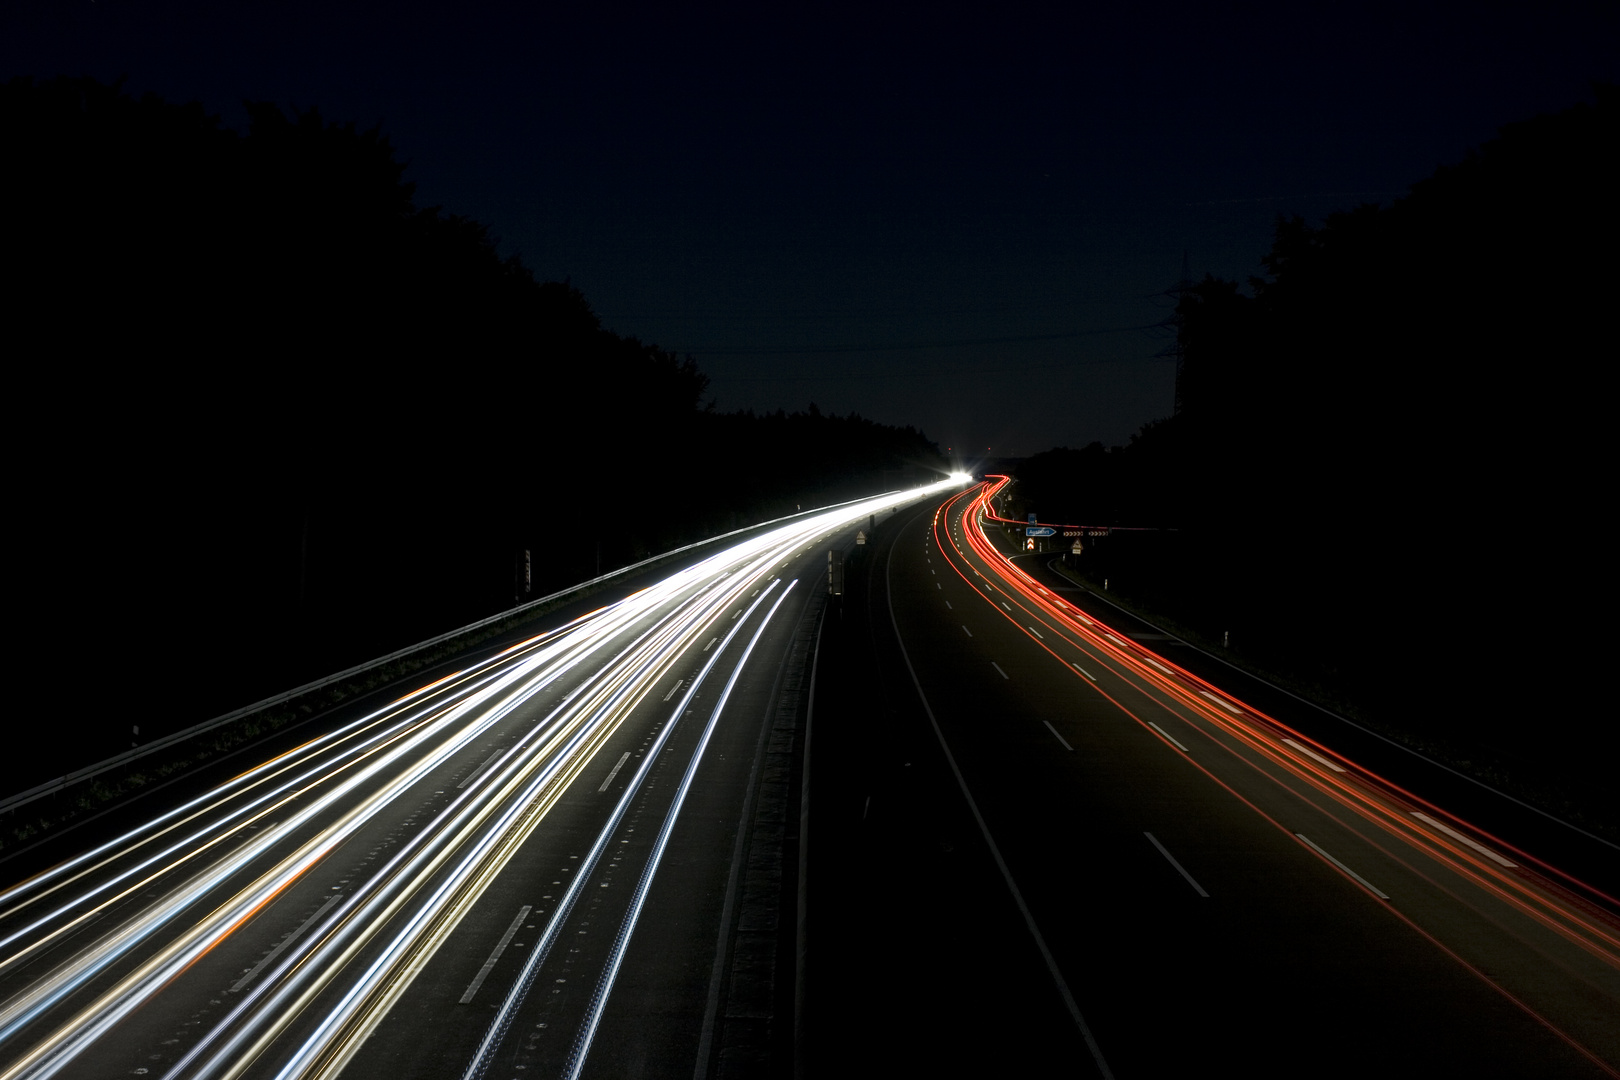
[1025, 526, 1056, 536]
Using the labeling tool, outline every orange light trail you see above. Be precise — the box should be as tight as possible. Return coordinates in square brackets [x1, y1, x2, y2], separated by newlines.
[928, 477, 1620, 1069]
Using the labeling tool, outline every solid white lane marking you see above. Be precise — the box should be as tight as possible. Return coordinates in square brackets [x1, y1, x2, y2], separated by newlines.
[962, 625, 973, 638]
[1105, 634, 1130, 648]
[598, 752, 632, 793]
[460, 905, 534, 1003]
[233, 893, 344, 991]
[458, 750, 505, 790]
[1145, 833, 1209, 897]
[1411, 812, 1517, 867]
[992, 662, 1009, 679]
[1282, 738, 1346, 773]
[1043, 721, 1073, 751]
[1147, 722, 1189, 753]
[1144, 657, 1174, 675]
[1028, 626, 1044, 639]
[1199, 690, 1244, 715]
[945, 600, 953, 609]
[1072, 663, 1095, 680]
[1295, 834, 1389, 899]
[704, 637, 718, 651]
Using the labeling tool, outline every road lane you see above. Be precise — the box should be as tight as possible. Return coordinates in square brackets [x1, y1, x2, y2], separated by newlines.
[0, 481, 962, 1080]
[850, 479, 1620, 1077]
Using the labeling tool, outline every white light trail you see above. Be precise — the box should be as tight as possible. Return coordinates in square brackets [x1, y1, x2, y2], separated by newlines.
[0, 479, 956, 1080]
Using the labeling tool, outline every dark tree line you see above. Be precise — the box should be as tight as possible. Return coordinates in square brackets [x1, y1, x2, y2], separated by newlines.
[3, 76, 942, 794]
[1015, 86, 1615, 817]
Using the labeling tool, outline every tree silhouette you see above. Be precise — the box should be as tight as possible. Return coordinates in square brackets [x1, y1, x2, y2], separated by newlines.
[3, 76, 943, 795]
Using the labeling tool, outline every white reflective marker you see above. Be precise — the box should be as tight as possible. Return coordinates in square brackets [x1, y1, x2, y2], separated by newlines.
[1199, 690, 1243, 715]
[1411, 812, 1517, 867]
[597, 753, 631, 793]
[460, 906, 533, 1004]
[1282, 738, 1345, 773]
[1145, 833, 1208, 897]
[1295, 834, 1389, 899]
[1147, 722, 1189, 753]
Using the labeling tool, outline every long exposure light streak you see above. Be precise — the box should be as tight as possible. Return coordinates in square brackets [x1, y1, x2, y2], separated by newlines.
[562, 582, 799, 1080]
[0, 479, 956, 1080]
[951, 481, 1620, 961]
[930, 476, 1620, 1074]
[279, 581, 793, 1080]
[458, 578, 791, 1080]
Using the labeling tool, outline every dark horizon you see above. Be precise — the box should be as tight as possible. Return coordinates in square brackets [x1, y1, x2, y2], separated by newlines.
[5, 2, 1616, 452]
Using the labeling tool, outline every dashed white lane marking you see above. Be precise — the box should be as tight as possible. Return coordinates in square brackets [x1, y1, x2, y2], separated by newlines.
[962, 625, 973, 638]
[1072, 662, 1096, 680]
[1147, 722, 1189, 752]
[704, 637, 718, 651]
[1295, 834, 1390, 899]
[458, 750, 504, 790]
[1411, 812, 1518, 867]
[598, 751, 631, 792]
[1282, 738, 1346, 773]
[992, 662, 1009, 680]
[945, 600, 953, 609]
[1145, 832, 1209, 897]
[931, 568, 936, 575]
[1002, 601, 1012, 611]
[1043, 721, 1073, 751]
[1144, 657, 1174, 675]
[234, 893, 344, 991]
[1028, 626, 1044, 639]
[1105, 633, 1130, 648]
[937, 582, 942, 590]
[1199, 690, 1244, 715]
[663, 679, 684, 702]
[1076, 614, 1093, 625]
[460, 905, 534, 1003]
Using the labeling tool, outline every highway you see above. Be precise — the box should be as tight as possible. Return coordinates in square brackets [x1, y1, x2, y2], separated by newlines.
[8, 472, 1615, 1079]
[0, 479, 962, 1080]
[805, 476, 1620, 1078]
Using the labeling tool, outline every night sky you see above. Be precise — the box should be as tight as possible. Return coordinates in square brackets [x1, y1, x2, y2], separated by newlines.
[5, 2, 1615, 456]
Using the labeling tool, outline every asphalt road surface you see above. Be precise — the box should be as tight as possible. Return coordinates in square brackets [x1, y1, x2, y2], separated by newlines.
[0, 480, 959, 1080]
[803, 478, 1619, 1079]
[6, 473, 1614, 1079]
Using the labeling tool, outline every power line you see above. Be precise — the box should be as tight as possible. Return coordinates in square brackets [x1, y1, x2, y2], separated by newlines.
[720, 351, 1173, 382]
[689, 322, 1161, 356]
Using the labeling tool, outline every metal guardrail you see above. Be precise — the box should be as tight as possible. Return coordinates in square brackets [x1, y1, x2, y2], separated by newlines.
[0, 487, 925, 818]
